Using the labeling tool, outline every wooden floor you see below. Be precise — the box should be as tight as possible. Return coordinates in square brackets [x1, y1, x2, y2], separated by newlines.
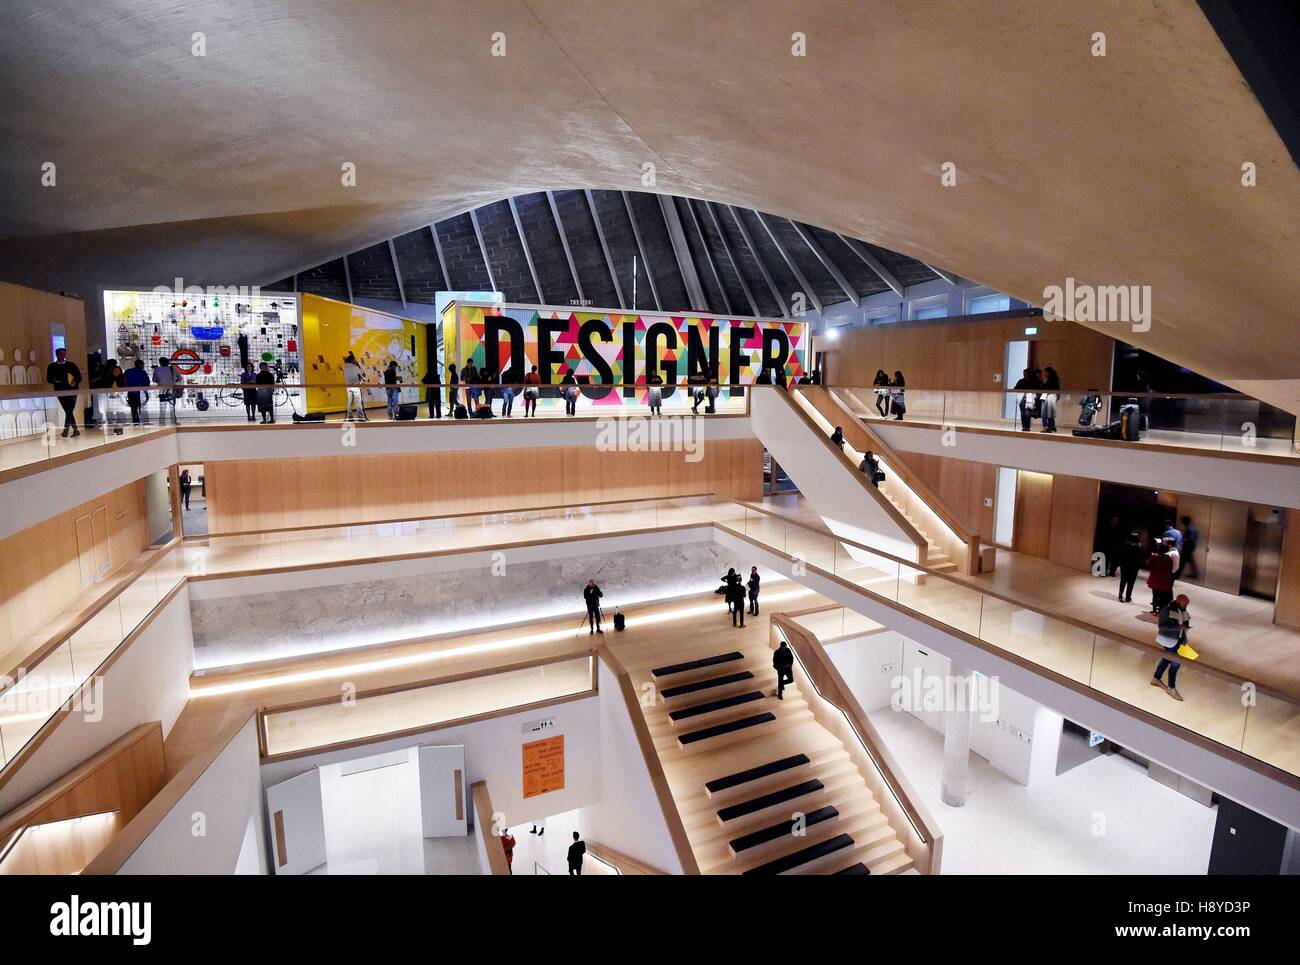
[605, 601, 913, 875]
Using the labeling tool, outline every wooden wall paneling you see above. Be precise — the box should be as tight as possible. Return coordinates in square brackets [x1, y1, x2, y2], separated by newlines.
[1014, 470, 1054, 560]
[1047, 473, 1101, 572]
[1275, 510, 1300, 629]
[0, 480, 150, 649]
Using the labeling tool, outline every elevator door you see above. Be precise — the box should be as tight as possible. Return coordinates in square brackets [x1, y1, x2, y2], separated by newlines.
[1241, 510, 1284, 600]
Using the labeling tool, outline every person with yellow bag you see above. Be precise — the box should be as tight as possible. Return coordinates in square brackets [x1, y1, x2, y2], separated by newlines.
[1151, 594, 1195, 701]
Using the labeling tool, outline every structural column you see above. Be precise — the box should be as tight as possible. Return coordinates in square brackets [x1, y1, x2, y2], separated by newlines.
[941, 662, 976, 807]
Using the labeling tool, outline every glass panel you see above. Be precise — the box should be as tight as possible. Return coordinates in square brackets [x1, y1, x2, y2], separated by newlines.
[1088, 636, 1248, 750]
[787, 523, 835, 573]
[1241, 690, 1300, 779]
[0, 642, 76, 764]
[68, 597, 124, 679]
[834, 541, 900, 602]
[976, 597, 1094, 684]
[896, 566, 982, 637]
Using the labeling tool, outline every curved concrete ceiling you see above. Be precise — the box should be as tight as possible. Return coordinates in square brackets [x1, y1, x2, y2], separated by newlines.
[0, 1, 1296, 409]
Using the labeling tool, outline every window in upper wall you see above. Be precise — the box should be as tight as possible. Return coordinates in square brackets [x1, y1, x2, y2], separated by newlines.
[866, 305, 901, 324]
[910, 296, 948, 320]
[968, 292, 1012, 315]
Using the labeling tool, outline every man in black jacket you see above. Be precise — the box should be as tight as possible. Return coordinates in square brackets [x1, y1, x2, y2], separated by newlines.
[567, 831, 586, 875]
[727, 577, 747, 627]
[1116, 531, 1144, 603]
[747, 566, 761, 616]
[47, 347, 82, 437]
[583, 579, 604, 635]
[773, 640, 795, 699]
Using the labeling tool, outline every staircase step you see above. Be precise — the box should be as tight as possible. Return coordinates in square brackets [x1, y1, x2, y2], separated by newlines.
[729, 806, 839, 854]
[834, 862, 871, 876]
[661, 670, 755, 699]
[705, 753, 810, 796]
[669, 690, 765, 723]
[678, 712, 776, 746]
[717, 779, 823, 823]
[741, 833, 854, 875]
[652, 651, 744, 677]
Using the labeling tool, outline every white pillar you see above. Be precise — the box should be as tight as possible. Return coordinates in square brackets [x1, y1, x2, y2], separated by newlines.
[941, 663, 976, 807]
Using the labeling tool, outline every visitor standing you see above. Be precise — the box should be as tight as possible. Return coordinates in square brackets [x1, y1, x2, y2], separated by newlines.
[47, 347, 82, 438]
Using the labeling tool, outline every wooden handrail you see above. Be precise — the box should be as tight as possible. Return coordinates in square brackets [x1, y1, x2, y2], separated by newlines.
[585, 840, 667, 875]
[763, 383, 928, 560]
[770, 611, 943, 874]
[594, 645, 701, 875]
[471, 781, 512, 876]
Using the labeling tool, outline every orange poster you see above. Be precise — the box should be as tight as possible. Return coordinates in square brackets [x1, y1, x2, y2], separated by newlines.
[522, 735, 565, 799]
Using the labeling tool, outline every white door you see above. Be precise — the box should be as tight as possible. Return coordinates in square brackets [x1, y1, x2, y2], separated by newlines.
[266, 768, 328, 875]
[417, 743, 468, 838]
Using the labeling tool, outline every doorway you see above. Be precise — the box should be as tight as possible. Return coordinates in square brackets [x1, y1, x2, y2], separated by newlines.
[178, 463, 207, 537]
[1003, 340, 1030, 420]
[1242, 507, 1285, 600]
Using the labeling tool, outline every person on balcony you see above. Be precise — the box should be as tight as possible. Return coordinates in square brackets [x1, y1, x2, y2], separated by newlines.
[873, 369, 890, 417]
[522, 365, 541, 417]
[647, 372, 664, 416]
[124, 358, 150, 425]
[1146, 542, 1174, 614]
[1150, 594, 1191, 702]
[1013, 368, 1040, 431]
[421, 363, 441, 419]
[583, 579, 604, 634]
[562, 368, 579, 416]
[889, 370, 906, 419]
[1116, 530, 1144, 603]
[383, 360, 400, 419]
[747, 566, 761, 616]
[47, 347, 82, 438]
[1040, 366, 1061, 433]
[343, 353, 367, 422]
[255, 362, 276, 424]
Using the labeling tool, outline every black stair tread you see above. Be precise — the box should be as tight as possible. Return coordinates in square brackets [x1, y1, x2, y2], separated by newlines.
[742, 833, 855, 875]
[669, 690, 765, 721]
[834, 862, 872, 876]
[661, 670, 755, 698]
[652, 651, 744, 677]
[706, 754, 811, 794]
[677, 712, 775, 746]
[717, 779, 824, 822]
[730, 806, 839, 853]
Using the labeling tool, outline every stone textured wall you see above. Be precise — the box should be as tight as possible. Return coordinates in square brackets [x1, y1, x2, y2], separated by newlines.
[191, 541, 776, 669]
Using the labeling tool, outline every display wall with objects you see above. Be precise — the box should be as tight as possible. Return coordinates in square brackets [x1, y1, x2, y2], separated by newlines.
[445, 299, 809, 404]
[103, 287, 302, 419]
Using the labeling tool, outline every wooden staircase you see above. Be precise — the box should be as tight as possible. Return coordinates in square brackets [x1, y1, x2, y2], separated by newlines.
[880, 492, 957, 574]
[622, 639, 914, 875]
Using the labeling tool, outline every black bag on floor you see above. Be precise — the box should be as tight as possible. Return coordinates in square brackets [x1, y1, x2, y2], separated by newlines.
[292, 411, 326, 423]
[613, 611, 625, 632]
[454, 404, 469, 419]
[397, 404, 418, 421]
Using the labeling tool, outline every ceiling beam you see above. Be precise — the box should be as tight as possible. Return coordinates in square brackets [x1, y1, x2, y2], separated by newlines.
[340, 254, 354, 304]
[657, 193, 709, 312]
[584, 190, 625, 310]
[724, 205, 789, 318]
[702, 200, 758, 316]
[468, 209, 498, 293]
[386, 238, 407, 308]
[682, 198, 734, 315]
[923, 261, 960, 286]
[789, 220, 859, 307]
[507, 196, 545, 303]
[755, 211, 822, 314]
[547, 191, 586, 305]
[429, 224, 450, 291]
[621, 190, 662, 311]
[838, 234, 905, 297]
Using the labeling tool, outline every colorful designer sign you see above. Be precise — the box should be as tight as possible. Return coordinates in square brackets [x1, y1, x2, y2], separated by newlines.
[450, 302, 807, 404]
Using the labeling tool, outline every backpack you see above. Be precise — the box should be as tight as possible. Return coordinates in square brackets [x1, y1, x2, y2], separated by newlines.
[454, 404, 469, 419]
[613, 611, 625, 632]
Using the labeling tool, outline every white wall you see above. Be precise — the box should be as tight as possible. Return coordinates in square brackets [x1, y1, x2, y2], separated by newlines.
[0, 586, 195, 814]
[260, 695, 602, 830]
[117, 716, 266, 875]
[824, 629, 905, 711]
[578, 659, 686, 873]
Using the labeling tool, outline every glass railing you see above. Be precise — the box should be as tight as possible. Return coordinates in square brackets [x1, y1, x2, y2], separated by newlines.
[0, 546, 187, 769]
[259, 654, 595, 758]
[719, 503, 1300, 780]
[829, 386, 1299, 458]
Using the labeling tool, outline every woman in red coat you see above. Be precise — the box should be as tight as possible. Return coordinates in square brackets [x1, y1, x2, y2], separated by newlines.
[1146, 544, 1174, 614]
